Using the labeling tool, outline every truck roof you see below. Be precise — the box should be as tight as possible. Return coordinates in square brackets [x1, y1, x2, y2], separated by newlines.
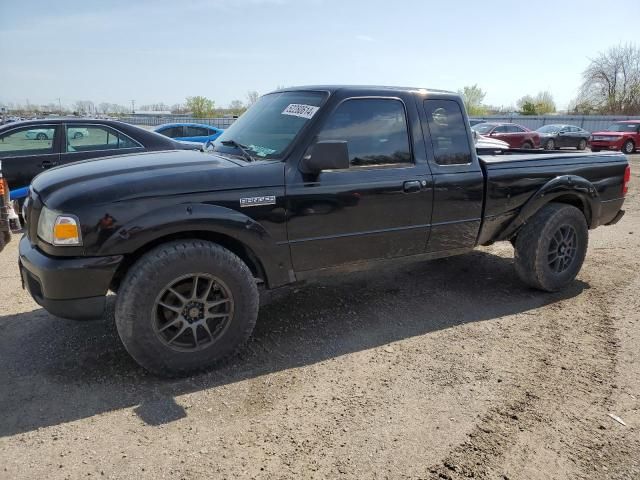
[273, 85, 457, 97]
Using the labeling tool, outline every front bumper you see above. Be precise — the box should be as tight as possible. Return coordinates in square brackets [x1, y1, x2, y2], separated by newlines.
[589, 140, 624, 150]
[19, 235, 123, 320]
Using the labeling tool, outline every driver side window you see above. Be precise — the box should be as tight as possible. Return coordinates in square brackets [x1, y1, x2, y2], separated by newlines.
[316, 98, 412, 167]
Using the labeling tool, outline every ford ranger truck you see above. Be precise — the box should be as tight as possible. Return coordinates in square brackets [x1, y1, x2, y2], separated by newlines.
[19, 86, 630, 376]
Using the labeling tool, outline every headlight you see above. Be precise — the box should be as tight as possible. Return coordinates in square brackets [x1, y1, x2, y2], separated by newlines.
[37, 206, 82, 246]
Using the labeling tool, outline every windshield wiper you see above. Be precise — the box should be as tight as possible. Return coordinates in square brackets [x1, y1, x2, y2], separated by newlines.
[220, 140, 255, 162]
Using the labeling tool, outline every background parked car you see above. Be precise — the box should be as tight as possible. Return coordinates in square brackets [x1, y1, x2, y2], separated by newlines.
[25, 127, 89, 140]
[473, 130, 510, 154]
[471, 122, 540, 149]
[154, 123, 224, 144]
[589, 120, 640, 154]
[535, 124, 590, 150]
[0, 119, 192, 196]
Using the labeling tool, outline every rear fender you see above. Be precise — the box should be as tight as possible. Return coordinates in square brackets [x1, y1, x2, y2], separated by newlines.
[499, 175, 599, 240]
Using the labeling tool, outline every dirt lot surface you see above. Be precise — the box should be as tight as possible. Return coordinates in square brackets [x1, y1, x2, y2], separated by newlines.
[1, 155, 639, 480]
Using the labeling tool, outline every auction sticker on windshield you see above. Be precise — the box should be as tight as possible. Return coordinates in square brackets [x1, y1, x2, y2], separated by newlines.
[282, 104, 320, 119]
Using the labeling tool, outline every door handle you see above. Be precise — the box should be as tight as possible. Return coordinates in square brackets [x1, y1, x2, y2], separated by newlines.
[403, 180, 422, 193]
[41, 160, 58, 169]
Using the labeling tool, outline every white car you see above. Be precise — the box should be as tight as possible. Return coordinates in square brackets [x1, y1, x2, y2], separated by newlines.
[25, 127, 90, 140]
[474, 130, 510, 154]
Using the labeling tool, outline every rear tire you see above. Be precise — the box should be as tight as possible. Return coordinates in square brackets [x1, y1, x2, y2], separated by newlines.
[115, 240, 259, 377]
[514, 203, 588, 292]
[36, 133, 47, 140]
[577, 139, 587, 150]
[522, 141, 533, 149]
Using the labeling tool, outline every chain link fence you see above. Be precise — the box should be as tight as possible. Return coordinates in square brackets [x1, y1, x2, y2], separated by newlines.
[120, 113, 639, 133]
[120, 115, 237, 129]
[469, 115, 639, 132]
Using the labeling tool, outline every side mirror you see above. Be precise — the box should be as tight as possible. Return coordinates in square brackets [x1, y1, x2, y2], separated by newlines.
[300, 140, 349, 174]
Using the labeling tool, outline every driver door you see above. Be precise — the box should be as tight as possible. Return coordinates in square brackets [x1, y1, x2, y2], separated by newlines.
[285, 95, 433, 272]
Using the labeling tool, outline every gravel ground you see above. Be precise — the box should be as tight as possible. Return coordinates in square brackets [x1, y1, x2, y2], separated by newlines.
[1, 155, 639, 479]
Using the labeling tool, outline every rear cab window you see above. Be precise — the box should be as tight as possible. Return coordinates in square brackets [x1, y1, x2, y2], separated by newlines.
[423, 99, 472, 165]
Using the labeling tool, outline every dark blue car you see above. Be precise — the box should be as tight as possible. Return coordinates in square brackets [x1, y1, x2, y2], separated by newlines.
[154, 123, 224, 144]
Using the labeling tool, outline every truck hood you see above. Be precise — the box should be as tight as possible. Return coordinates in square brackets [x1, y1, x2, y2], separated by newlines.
[32, 150, 247, 210]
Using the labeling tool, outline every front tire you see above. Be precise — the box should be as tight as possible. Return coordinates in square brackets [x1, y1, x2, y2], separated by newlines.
[514, 203, 588, 292]
[623, 140, 635, 154]
[36, 133, 47, 140]
[544, 139, 555, 150]
[521, 141, 533, 149]
[115, 240, 259, 377]
[73, 132, 83, 139]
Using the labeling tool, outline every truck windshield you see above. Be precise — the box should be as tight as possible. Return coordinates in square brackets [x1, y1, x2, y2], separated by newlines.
[606, 123, 639, 132]
[213, 91, 328, 159]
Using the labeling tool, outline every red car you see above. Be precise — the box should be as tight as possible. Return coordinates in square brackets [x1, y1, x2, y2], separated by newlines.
[590, 121, 640, 154]
[471, 122, 540, 149]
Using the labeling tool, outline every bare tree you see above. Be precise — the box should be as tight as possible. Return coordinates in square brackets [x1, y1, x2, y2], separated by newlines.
[74, 100, 95, 115]
[578, 43, 640, 114]
[169, 103, 186, 114]
[516, 91, 556, 115]
[140, 103, 170, 112]
[246, 90, 260, 107]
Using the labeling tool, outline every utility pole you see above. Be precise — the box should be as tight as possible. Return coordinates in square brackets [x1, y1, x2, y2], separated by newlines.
[56, 97, 62, 114]
[131, 100, 135, 114]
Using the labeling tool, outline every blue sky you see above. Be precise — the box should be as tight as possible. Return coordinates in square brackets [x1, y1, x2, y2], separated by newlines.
[1, 0, 638, 110]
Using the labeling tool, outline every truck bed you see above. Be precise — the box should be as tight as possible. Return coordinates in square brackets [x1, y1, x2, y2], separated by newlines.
[477, 151, 628, 245]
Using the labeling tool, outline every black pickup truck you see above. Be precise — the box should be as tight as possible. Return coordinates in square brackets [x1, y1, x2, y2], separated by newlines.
[19, 86, 630, 376]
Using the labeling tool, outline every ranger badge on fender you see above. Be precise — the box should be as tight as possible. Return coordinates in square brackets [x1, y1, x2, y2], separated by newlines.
[240, 195, 276, 207]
